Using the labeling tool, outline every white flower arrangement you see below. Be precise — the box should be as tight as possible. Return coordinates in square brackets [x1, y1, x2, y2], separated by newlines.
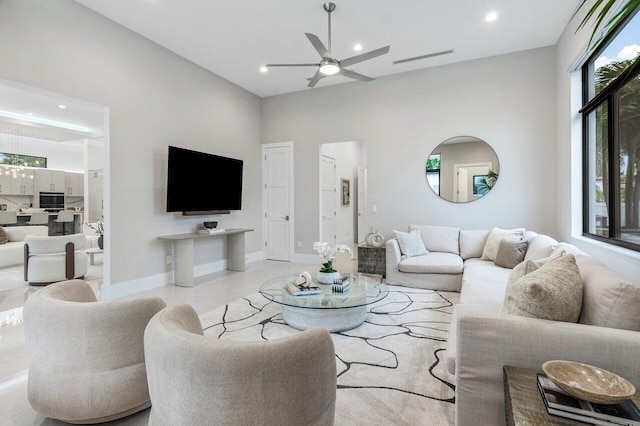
[313, 241, 353, 273]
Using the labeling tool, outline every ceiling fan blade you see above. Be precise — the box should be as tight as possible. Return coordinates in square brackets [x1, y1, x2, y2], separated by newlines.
[266, 63, 319, 67]
[305, 33, 332, 60]
[307, 69, 326, 88]
[340, 45, 390, 67]
[393, 49, 454, 65]
[339, 68, 374, 82]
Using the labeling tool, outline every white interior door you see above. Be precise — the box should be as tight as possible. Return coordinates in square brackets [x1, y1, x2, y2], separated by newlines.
[454, 162, 492, 203]
[320, 155, 336, 244]
[456, 168, 468, 202]
[263, 143, 293, 261]
[357, 166, 367, 243]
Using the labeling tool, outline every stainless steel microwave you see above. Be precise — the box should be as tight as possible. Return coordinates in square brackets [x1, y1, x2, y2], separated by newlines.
[39, 192, 65, 211]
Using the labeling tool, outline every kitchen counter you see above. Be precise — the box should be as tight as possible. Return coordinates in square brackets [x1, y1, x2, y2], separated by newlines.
[6, 212, 84, 236]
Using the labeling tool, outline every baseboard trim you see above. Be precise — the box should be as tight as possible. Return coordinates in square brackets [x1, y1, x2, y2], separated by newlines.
[101, 251, 264, 300]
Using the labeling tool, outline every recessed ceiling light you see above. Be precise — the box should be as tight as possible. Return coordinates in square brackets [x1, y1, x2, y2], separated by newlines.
[260, 66, 268, 73]
[354, 44, 363, 52]
[486, 12, 498, 22]
[58, 104, 66, 109]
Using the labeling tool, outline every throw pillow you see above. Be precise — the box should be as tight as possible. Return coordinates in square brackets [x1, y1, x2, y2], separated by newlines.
[393, 229, 428, 259]
[481, 227, 525, 261]
[0, 226, 8, 245]
[506, 251, 566, 287]
[502, 254, 582, 323]
[494, 236, 528, 269]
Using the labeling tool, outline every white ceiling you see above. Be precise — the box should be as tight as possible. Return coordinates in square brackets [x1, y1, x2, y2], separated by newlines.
[0, 82, 105, 143]
[74, 0, 580, 98]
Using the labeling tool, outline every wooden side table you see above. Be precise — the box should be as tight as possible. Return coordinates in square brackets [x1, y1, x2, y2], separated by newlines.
[357, 243, 386, 277]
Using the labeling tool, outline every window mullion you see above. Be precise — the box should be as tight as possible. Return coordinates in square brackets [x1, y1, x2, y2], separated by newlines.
[609, 94, 619, 239]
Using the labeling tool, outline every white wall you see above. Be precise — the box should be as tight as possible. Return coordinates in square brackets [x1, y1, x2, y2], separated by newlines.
[0, 0, 262, 287]
[555, 1, 640, 282]
[321, 141, 361, 245]
[262, 46, 558, 255]
[0, 133, 84, 172]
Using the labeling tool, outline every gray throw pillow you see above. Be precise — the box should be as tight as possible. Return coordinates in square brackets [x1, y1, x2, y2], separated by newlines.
[502, 254, 583, 323]
[494, 236, 528, 269]
[0, 226, 8, 245]
[506, 251, 565, 287]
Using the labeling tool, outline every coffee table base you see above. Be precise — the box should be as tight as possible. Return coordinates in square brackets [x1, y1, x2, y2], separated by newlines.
[282, 305, 367, 332]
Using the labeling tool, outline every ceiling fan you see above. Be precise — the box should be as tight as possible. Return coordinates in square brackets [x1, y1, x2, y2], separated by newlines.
[264, 2, 390, 88]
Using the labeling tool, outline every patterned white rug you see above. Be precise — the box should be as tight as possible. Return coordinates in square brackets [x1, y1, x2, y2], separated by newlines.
[199, 285, 460, 426]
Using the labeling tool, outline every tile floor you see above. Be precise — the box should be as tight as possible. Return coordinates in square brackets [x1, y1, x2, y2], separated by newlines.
[0, 250, 360, 425]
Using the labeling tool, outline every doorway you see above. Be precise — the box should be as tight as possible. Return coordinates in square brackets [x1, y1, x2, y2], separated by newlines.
[453, 162, 492, 203]
[262, 142, 294, 261]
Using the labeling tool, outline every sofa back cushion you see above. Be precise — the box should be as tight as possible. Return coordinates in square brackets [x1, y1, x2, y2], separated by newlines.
[481, 227, 525, 261]
[524, 234, 558, 261]
[25, 234, 87, 254]
[409, 224, 460, 255]
[459, 229, 490, 260]
[502, 254, 583, 323]
[576, 256, 640, 331]
[6, 225, 48, 242]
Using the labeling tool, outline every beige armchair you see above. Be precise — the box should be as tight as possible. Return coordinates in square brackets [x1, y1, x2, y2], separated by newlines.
[24, 234, 88, 286]
[144, 304, 337, 426]
[23, 280, 167, 424]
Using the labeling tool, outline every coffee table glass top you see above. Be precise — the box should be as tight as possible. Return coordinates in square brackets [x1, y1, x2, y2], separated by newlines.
[259, 274, 389, 309]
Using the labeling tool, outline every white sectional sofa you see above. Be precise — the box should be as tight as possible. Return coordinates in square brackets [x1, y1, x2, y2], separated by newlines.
[386, 225, 640, 426]
[0, 226, 49, 268]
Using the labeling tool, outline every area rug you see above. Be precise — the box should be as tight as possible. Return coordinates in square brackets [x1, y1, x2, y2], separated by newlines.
[199, 285, 460, 426]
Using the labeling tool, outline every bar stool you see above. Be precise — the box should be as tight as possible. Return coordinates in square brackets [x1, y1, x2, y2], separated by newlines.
[54, 210, 75, 235]
[26, 212, 50, 226]
[0, 211, 18, 226]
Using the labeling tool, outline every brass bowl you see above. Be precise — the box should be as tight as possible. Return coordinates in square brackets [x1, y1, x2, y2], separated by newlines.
[542, 360, 636, 405]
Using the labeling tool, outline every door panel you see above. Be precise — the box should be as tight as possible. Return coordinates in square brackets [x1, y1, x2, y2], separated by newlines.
[321, 155, 336, 245]
[357, 166, 367, 243]
[265, 146, 291, 261]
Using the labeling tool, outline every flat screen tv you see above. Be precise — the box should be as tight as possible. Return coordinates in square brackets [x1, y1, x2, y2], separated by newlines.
[166, 146, 243, 215]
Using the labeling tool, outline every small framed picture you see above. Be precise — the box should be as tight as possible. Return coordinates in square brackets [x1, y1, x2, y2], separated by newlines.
[341, 179, 350, 206]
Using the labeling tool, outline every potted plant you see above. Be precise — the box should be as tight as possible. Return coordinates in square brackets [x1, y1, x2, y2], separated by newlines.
[85, 216, 104, 249]
[313, 242, 353, 284]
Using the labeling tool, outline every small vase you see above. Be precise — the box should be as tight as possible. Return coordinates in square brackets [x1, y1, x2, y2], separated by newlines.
[98, 235, 104, 250]
[317, 271, 339, 284]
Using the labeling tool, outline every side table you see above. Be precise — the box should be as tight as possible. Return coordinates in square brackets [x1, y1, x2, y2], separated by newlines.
[503, 365, 640, 425]
[357, 243, 386, 277]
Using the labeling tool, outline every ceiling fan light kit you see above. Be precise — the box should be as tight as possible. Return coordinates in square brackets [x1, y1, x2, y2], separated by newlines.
[264, 2, 390, 88]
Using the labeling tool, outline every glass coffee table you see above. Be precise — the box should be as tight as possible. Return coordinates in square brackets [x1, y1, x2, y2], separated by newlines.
[259, 274, 389, 332]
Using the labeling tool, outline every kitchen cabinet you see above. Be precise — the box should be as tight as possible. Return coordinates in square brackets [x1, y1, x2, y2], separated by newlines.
[65, 172, 84, 196]
[9, 169, 34, 195]
[35, 169, 66, 193]
[0, 172, 10, 195]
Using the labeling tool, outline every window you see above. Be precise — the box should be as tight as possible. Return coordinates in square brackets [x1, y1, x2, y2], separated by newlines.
[426, 154, 440, 195]
[0, 152, 47, 168]
[582, 8, 640, 250]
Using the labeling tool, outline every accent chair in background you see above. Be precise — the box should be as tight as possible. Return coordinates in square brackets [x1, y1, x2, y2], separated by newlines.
[144, 303, 337, 426]
[23, 280, 167, 424]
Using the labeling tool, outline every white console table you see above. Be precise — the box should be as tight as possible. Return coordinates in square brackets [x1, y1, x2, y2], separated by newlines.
[158, 228, 254, 287]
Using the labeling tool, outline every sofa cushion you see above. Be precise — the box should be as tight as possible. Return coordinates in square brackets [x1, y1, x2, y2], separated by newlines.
[576, 256, 640, 331]
[0, 226, 8, 244]
[524, 234, 559, 261]
[409, 224, 460, 255]
[5, 225, 48, 242]
[494, 236, 528, 269]
[459, 229, 490, 260]
[551, 242, 588, 257]
[481, 227, 525, 261]
[398, 252, 463, 274]
[460, 259, 512, 305]
[393, 229, 428, 259]
[506, 251, 565, 288]
[502, 254, 583, 323]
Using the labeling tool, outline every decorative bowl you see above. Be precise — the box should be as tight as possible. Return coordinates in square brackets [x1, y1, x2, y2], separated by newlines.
[203, 221, 218, 229]
[542, 360, 636, 405]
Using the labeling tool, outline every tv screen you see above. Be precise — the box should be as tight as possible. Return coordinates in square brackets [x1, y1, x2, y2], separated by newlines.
[166, 146, 243, 213]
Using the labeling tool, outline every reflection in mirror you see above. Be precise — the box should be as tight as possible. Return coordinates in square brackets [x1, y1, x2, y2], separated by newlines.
[426, 136, 499, 203]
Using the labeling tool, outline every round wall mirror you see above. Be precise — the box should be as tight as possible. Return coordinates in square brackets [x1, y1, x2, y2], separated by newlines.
[426, 136, 500, 203]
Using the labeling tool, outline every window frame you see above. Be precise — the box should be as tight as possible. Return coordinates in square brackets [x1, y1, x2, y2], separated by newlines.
[581, 7, 640, 252]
